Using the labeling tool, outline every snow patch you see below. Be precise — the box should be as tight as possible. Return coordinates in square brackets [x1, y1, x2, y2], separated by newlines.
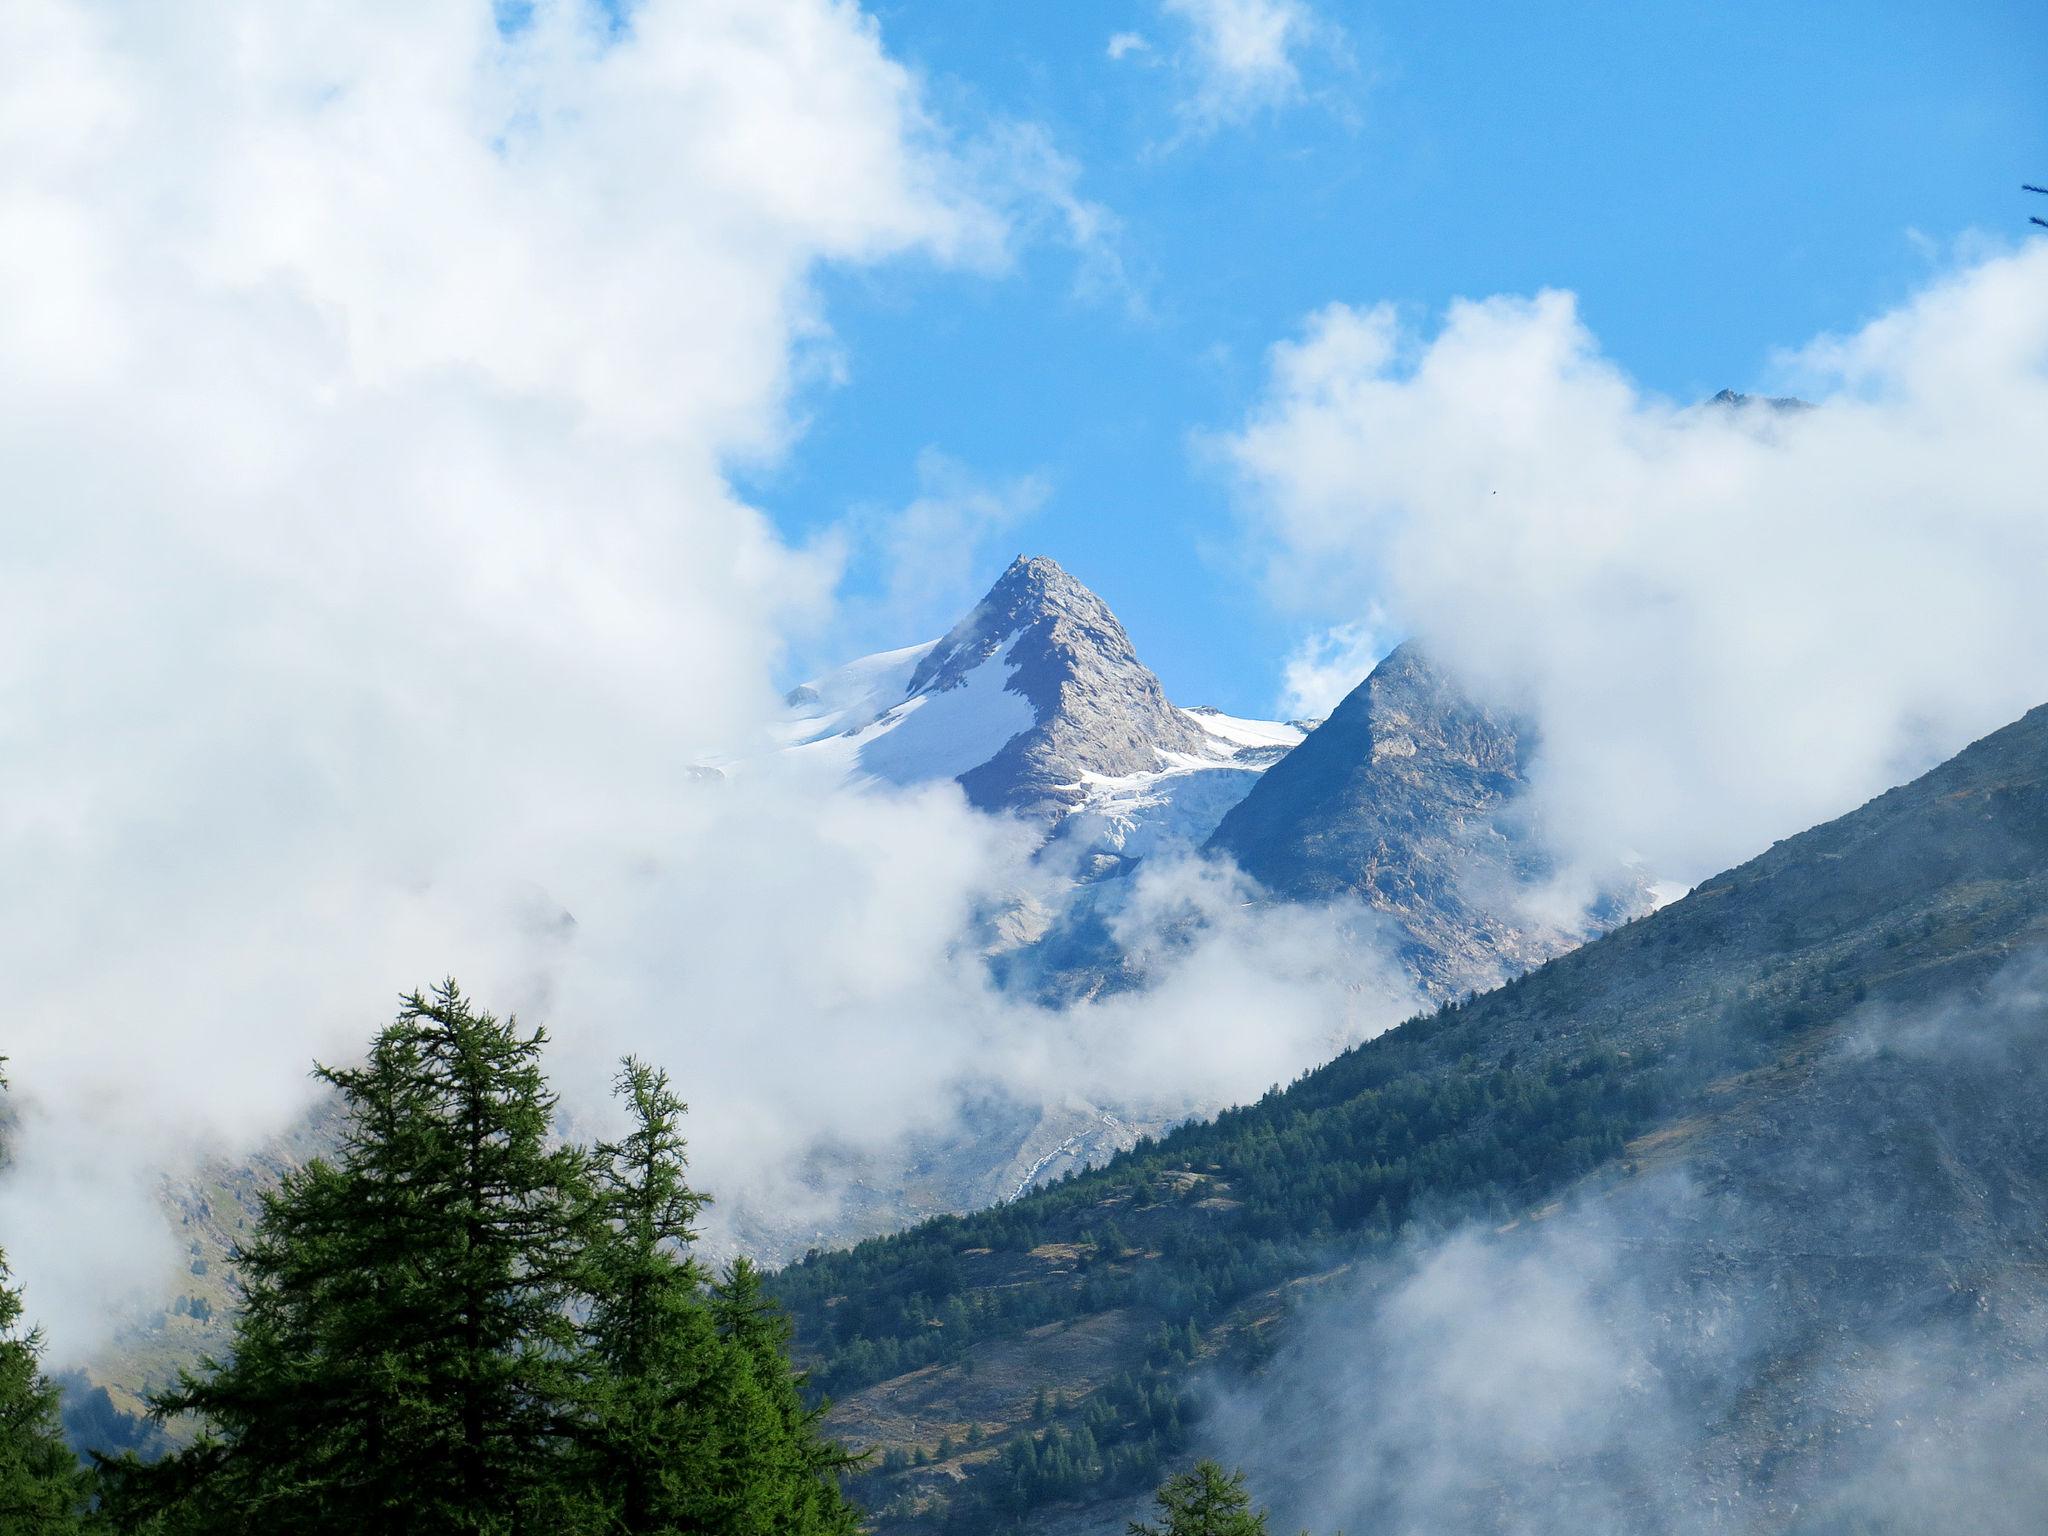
[775, 642, 1308, 869]
[778, 641, 937, 747]
[1183, 707, 1309, 753]
[855, 635, 1038, 786]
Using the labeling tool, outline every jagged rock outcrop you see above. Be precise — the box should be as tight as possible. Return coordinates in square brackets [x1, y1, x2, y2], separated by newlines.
[888, 556, 1211, 819]
[784, 556, 1301, 851]
[1706, 387, 1813, 412]
[907, 557, 1212, 819]
[1205, 642, 1599, 995]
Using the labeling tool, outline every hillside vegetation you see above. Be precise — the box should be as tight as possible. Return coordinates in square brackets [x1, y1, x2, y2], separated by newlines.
[774, 703, 2048, 1531]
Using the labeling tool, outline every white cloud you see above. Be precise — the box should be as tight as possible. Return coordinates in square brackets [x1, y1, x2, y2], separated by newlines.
[0, 0, 1407, 1365]
[1107, 31, 1151, 61]
[0, 0, 1011, 1360]
[1277, 618, 1387, 717]
[1222, 243, 2048, 888]
[1157, 0, 1334, 128]
[966, 120, 1142, 311]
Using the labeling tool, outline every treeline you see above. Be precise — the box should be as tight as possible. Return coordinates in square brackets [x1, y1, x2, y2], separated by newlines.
[850, 1360, 1202, 1528]
[0, 986, 861, 1536]
[973, 1370, 1198, 1518]
[775, 994, 1662, 1404]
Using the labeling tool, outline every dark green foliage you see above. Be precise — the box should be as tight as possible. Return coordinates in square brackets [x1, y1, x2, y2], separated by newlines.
[54, 1376, 161, 1464]
[1128, 1461, 1267, 1536]
[1, 1253, 96, 1532]
[701, 1261, 861, 1536]
[577, 1058, 858, 1536]
[984, 1374, 1194, 1516]
[580, 1057, 721, 1533]
[775, 1015, 1654, 1404]
[101, 986, 860, 1536]
[116, 983, 594, 1534]
[843, 1370, 1198, 1527]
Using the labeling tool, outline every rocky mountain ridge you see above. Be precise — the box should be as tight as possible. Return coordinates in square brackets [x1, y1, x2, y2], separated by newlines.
[1206, 641, 1638, 997]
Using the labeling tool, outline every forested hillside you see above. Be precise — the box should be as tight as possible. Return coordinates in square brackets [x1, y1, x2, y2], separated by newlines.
[774, 701, 2048, 1532]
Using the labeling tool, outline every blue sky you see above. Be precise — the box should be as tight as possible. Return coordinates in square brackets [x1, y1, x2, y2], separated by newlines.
[739, 0, 2046, 716]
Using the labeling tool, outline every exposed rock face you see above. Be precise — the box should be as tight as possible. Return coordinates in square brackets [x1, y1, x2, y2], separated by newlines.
[910, 556, 1213, 820]
[783, 556, 1301, 861]
[1206, 642, 1597, 995]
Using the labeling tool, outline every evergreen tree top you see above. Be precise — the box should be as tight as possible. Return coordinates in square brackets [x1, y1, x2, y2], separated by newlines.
[1129, 1460, 1270, 1536]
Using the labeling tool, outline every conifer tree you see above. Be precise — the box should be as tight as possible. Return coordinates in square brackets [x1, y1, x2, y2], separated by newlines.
[704, 1259, 861, 1536]
[1129, 1461, 1268, 1536]
[100, 988, 868, 1536]
[579, 1057, 721, 1533]
[0, 1067, 96, 1534]
[123, 983, 596, 1535]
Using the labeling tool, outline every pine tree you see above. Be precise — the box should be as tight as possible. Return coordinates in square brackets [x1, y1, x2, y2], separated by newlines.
[121, 982, 597, 1535]
[0, 1069, 96, 1533]
[704, 1260, 861, 1536]
[98, 989, 871, 1536]
[579, 1057, 721, 1533]
[1129, 1461, 1268, 1536]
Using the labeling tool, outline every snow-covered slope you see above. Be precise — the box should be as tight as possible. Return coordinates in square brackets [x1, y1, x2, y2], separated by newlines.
[784, 636, 1039, 788]
[782, 557, 1307, 868]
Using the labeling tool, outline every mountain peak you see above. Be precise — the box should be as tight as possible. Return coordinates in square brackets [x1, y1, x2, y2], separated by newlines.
[1206, 641, 1570, 994]
[1706, 387, 1813, 413]
[919, 556, 1211, 819]
[905, 555, 1114, 699]
[787, 557, 1234, 826]
[995, 552, 1078, 593]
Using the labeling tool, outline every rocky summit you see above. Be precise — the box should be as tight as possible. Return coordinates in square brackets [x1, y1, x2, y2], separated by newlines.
[1206, 642, 1631, 997]
[783, 556, 1305, 864]
[908, 556, 1214, 820]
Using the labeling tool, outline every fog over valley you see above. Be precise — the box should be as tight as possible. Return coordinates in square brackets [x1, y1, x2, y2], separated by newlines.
[1, 3, 2043, 1533]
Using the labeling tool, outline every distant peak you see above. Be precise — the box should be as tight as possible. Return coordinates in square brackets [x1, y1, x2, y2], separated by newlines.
[1706, 388, 1813, 413]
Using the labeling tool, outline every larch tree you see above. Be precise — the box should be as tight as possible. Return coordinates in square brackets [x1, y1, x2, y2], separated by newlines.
[702, 1257, 862, 1536]
[579, 1056, 722, 1533]
[117, 983, 597, 1535]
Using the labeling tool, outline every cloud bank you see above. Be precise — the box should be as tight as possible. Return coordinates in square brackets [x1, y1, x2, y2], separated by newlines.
[1224, 243, 2048, 886]
[0, 0, 1413, 1364]
[0, 0, 1000, 1352]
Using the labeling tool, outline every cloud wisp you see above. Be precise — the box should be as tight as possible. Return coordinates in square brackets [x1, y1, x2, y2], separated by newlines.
[1113, 0, 1345, 136]
[1202, 955, 2048, 1535]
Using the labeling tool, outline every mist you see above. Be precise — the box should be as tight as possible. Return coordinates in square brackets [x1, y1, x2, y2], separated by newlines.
[1197, 954, 2048, 1535]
